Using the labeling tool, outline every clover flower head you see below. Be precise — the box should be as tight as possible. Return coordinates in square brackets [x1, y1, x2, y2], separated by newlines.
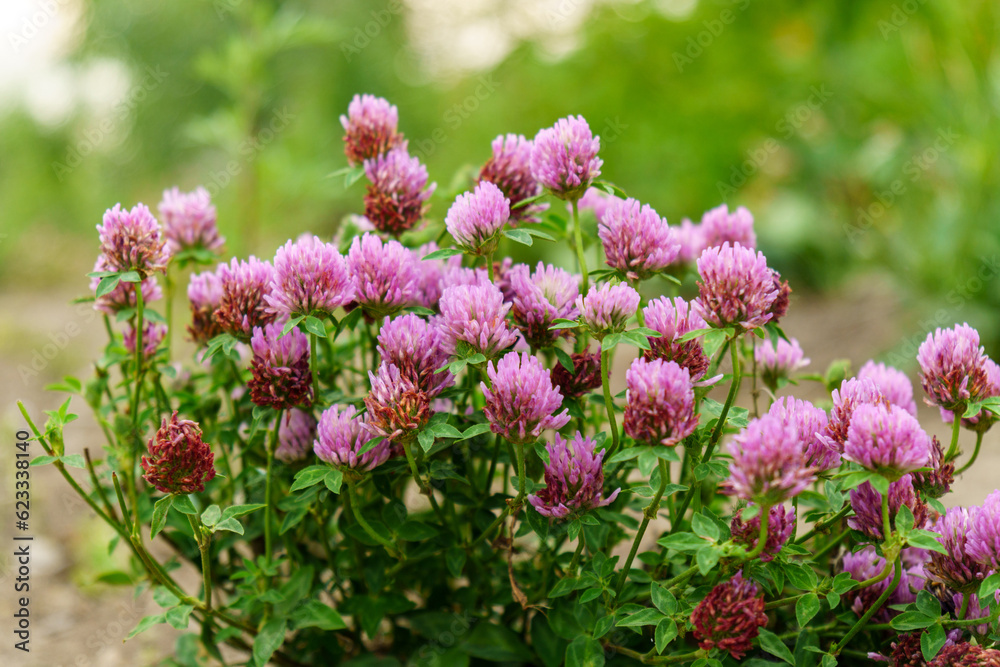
[364, 362, 432, 443]
[437, 283, 518, 358]
[482, 351, 570, 445]
[576, 187, 618, 225]
[940, 358, 1000, 433]
[849, 475, 929, 542]
[90, 255, 163, 316]
[530, 115, 602, 200]
[700, 203, 756, 250]
[141, 412, 216, 494]
[767, 397, 839, 470]
[266, 235, 355, 319]
[445, 180, 510, 256]
[576, 282, 640, 336]
[691, 571, 768, 660]
[730, 504, 795, 562]
[598, 197, 680, 281]
[843, 402, 931, 478]
[97, 202, 167, 277]
[641, 296, 709, 380]
[726, 412, 815, 505]
[822, 377, 887, 452]
[917, 323, 991, 412]
[967, 489, 1000, 572]
[347, 233, 419, 319]
[550, 350, 603, 400]
[508, 261, 580, 348]
[528, 432, 620, 519]
[215, 256, 277, 340]
[158, 186, 223, 256]
[275, 409, 317, 463]
[248, 323, 313, 410]
[340, 93, 405, 166]
[123, 321, 167, 360]
[927, 505, 989, 592]
[623, 358, 698, 446]
[755, 337, 809, 388]
[478, 133, 547, 224]
[363, 146, 435, 236]
[187, 266, 224, 345]
[377, 313, 454, 397]
[858, 360, 918, 417]
[693, 243, 778, 330]
[842, 546, 921, 623]
[315, 404, 390, 471]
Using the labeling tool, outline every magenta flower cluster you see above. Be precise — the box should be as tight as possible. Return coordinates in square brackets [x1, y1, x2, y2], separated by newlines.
[479, 134, 546, 224]
[577, 282, 640, 336]
[482, 351, 570, 445]
[340, 93, 405, 166]
[623, 358, 698, 447]
[694, 242, 778, 330]
[347, 233, 418, 319]
[158, 186, 224, 257]
[726, 412, 816, 505]
[438, 283, 518, 359]
[445, 180, 510, 256]
[530, 115, 602, 201]
[266, 235, 354, 319]
[843, 403, 932, 478]
[507, 262, 580, 348]
[642, 296, 709, 380]
[528, 432, 620, 519]
[917, 323, 991, 412]
[598, 197, 679, 281]
[315, 404, 390, 471]
[97, 203, 168, 277]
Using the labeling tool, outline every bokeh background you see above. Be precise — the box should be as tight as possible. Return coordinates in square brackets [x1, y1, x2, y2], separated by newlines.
[1, 0, 999, 665]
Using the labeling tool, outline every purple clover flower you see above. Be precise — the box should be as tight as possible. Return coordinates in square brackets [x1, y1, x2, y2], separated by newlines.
[927, 505, 989, 592]
[755, 337, 809, 389]
[849, 475, 929, 542]
[821, 377, 886, 452]
[141, 412, 216, 494]
[576, 187, 618, 225]
[576, 282, 640, 337]
[767, 396, 840, 471]
[528, 432, 620, 519]
[530, 115, 602, 201]
[215, 257, 277, 340]
[700, 204, 756, 250]
[97, 203, 167, 277]
[675, 218, 703, 264]
[730, 504, 795, 562]
[364, 362, 431, 444]
[843, 403, 931, 478]
[641, 296, 709, 380]
[413, 241, 462, 310]
[347, 233, 419, 319]
[917, 323, 991, 412]
[248, 323, 313, 410]
[940, 358, 1000, 433]
[124, 321, 167, 360]
[693, 243, 778, 331]
[158, 186, 223, 257]
[726, 412, 816, 505]
[340, 94, 405, 166]
[842, 546, 920, 623]
[437, 283, 518, 359]
[275, 409, 317, 463]
[266, 235, 355, 319]
[315, 404, 390, 471]
[187, 267, 224, 345]
[481, 351, 570, 445]
[377, 314, 454, 397]
[90, 255, 163, 316]
[968, 489, 1000, 572]
[691, 571, 768, 660]
[858, 360, 918, 417]
[363, 146, 435, 236]
[478, 134, 547, 224]
[550, 350, 603, 400]
[598, 197, 679, 282]
[445, 180, 510, 256]
[623, 358, 698, 447]
[508, 262, 580, 348]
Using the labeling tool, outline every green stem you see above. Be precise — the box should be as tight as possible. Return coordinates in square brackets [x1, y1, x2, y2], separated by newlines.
[187, 514, 214, 610]
[704, 338, 742, 461]
[129, 284, 147, 535]
[744, 504, 771, 560]
[795, 504, 852, 544]
[570, 198, 589, 293]
[487, 250, 495, 284]
[470, 439, 527, 547]
[945, 410, 962, 461]
[264, 409, 283, 565]
[310, 332, 321, 406]
[164, 264, 173, 361]
[483, 433, 502, 495]
[600, 348, 621, 459]
[345, 477, 401, 559]
[881, 487, 892, 541]
[567, 533, 586, 575]
[812, 528, 850, 562]
[664, 565, 699, 593]
[832, 556, 902, 655]
[956, 430, 984, 475]
[615, 459, 669, 597]
[958, 592, 970, 620]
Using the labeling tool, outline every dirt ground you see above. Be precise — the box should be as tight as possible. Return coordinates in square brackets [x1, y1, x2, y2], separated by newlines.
[1, 270, 997, 667]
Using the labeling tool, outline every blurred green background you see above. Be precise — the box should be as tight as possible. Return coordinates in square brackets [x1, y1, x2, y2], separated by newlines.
[2, 0, 999, 349]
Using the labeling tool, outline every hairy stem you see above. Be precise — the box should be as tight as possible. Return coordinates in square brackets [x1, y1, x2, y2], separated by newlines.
[570, 198, 589, 293]
[945, 410, 962, 461]
[600, 347, 621, 459]
[264, 409, 283, 565]
[832, 556, 901, 655]
[615, 459, 670, 596]
[345, 477, 401, 559]
[956, 430, 984, 475]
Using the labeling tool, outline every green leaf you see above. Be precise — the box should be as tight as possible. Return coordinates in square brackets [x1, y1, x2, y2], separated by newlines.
[621, 330, 651, 351]
[150, 496, 173, 539]
[890, 611, 936, 631]
[549, 318, 580, 330]
[656, 532, 708, 552]
[96, 274, 122, 297]
[896, 504, 915, 533]
[601, 332, 622, 352]
[592, 180, 627, 199]
[696, 545, 721, 575]
[61, 454, 86, 469]
[253, 618, 287, 666]
[290, 465, 332, 492]
[29, 455, 58, 467]
[213, 517, 244, 535]
[461, 622, 533, 661]
[905, 530, 949, 555]
[511, 192, 547, 210]
[220, 504, 267, 521]
[396, 520, 438, 541]
[617, 608, 666, 627]
[524, 227, 556, 242]
[153, 587, 180, 607]
[94, 571, 133, 586]
[303, 315, 327, 338]
[461, 423, 493, 440]
[418, 428, 435, 453]
[796, 593, 821, 628]
[430, 423, 465, 439]
[281, 315, 305, 335]
[126, 614, 166, 640]
[675, 327, 712, 343]
[446, 547, 467, 578]
[165, 604, 194, 630]
[357, 435, 385, 456]
[290, 600, 347, 631]
[979, 572, 1000, 599]
[921, 623, 947, 662]
[654, 618, 678, 653]
[504, 228, 534, 246]
[692, 513, 720, 541]
[201, 504, 221, 527]
[915, 590, 942, 618]
[324, 469, 343, 494]
[564, 636, 605, 667]
[172, 495, 198, 515]
[423, 247, 464, 261]
[651, 583, 678, 615]
[757, 627, 795, 664]
[119, 270, 141, 283]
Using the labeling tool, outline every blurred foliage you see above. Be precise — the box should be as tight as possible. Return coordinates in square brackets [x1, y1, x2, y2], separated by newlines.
[2, 0, 999, 347]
